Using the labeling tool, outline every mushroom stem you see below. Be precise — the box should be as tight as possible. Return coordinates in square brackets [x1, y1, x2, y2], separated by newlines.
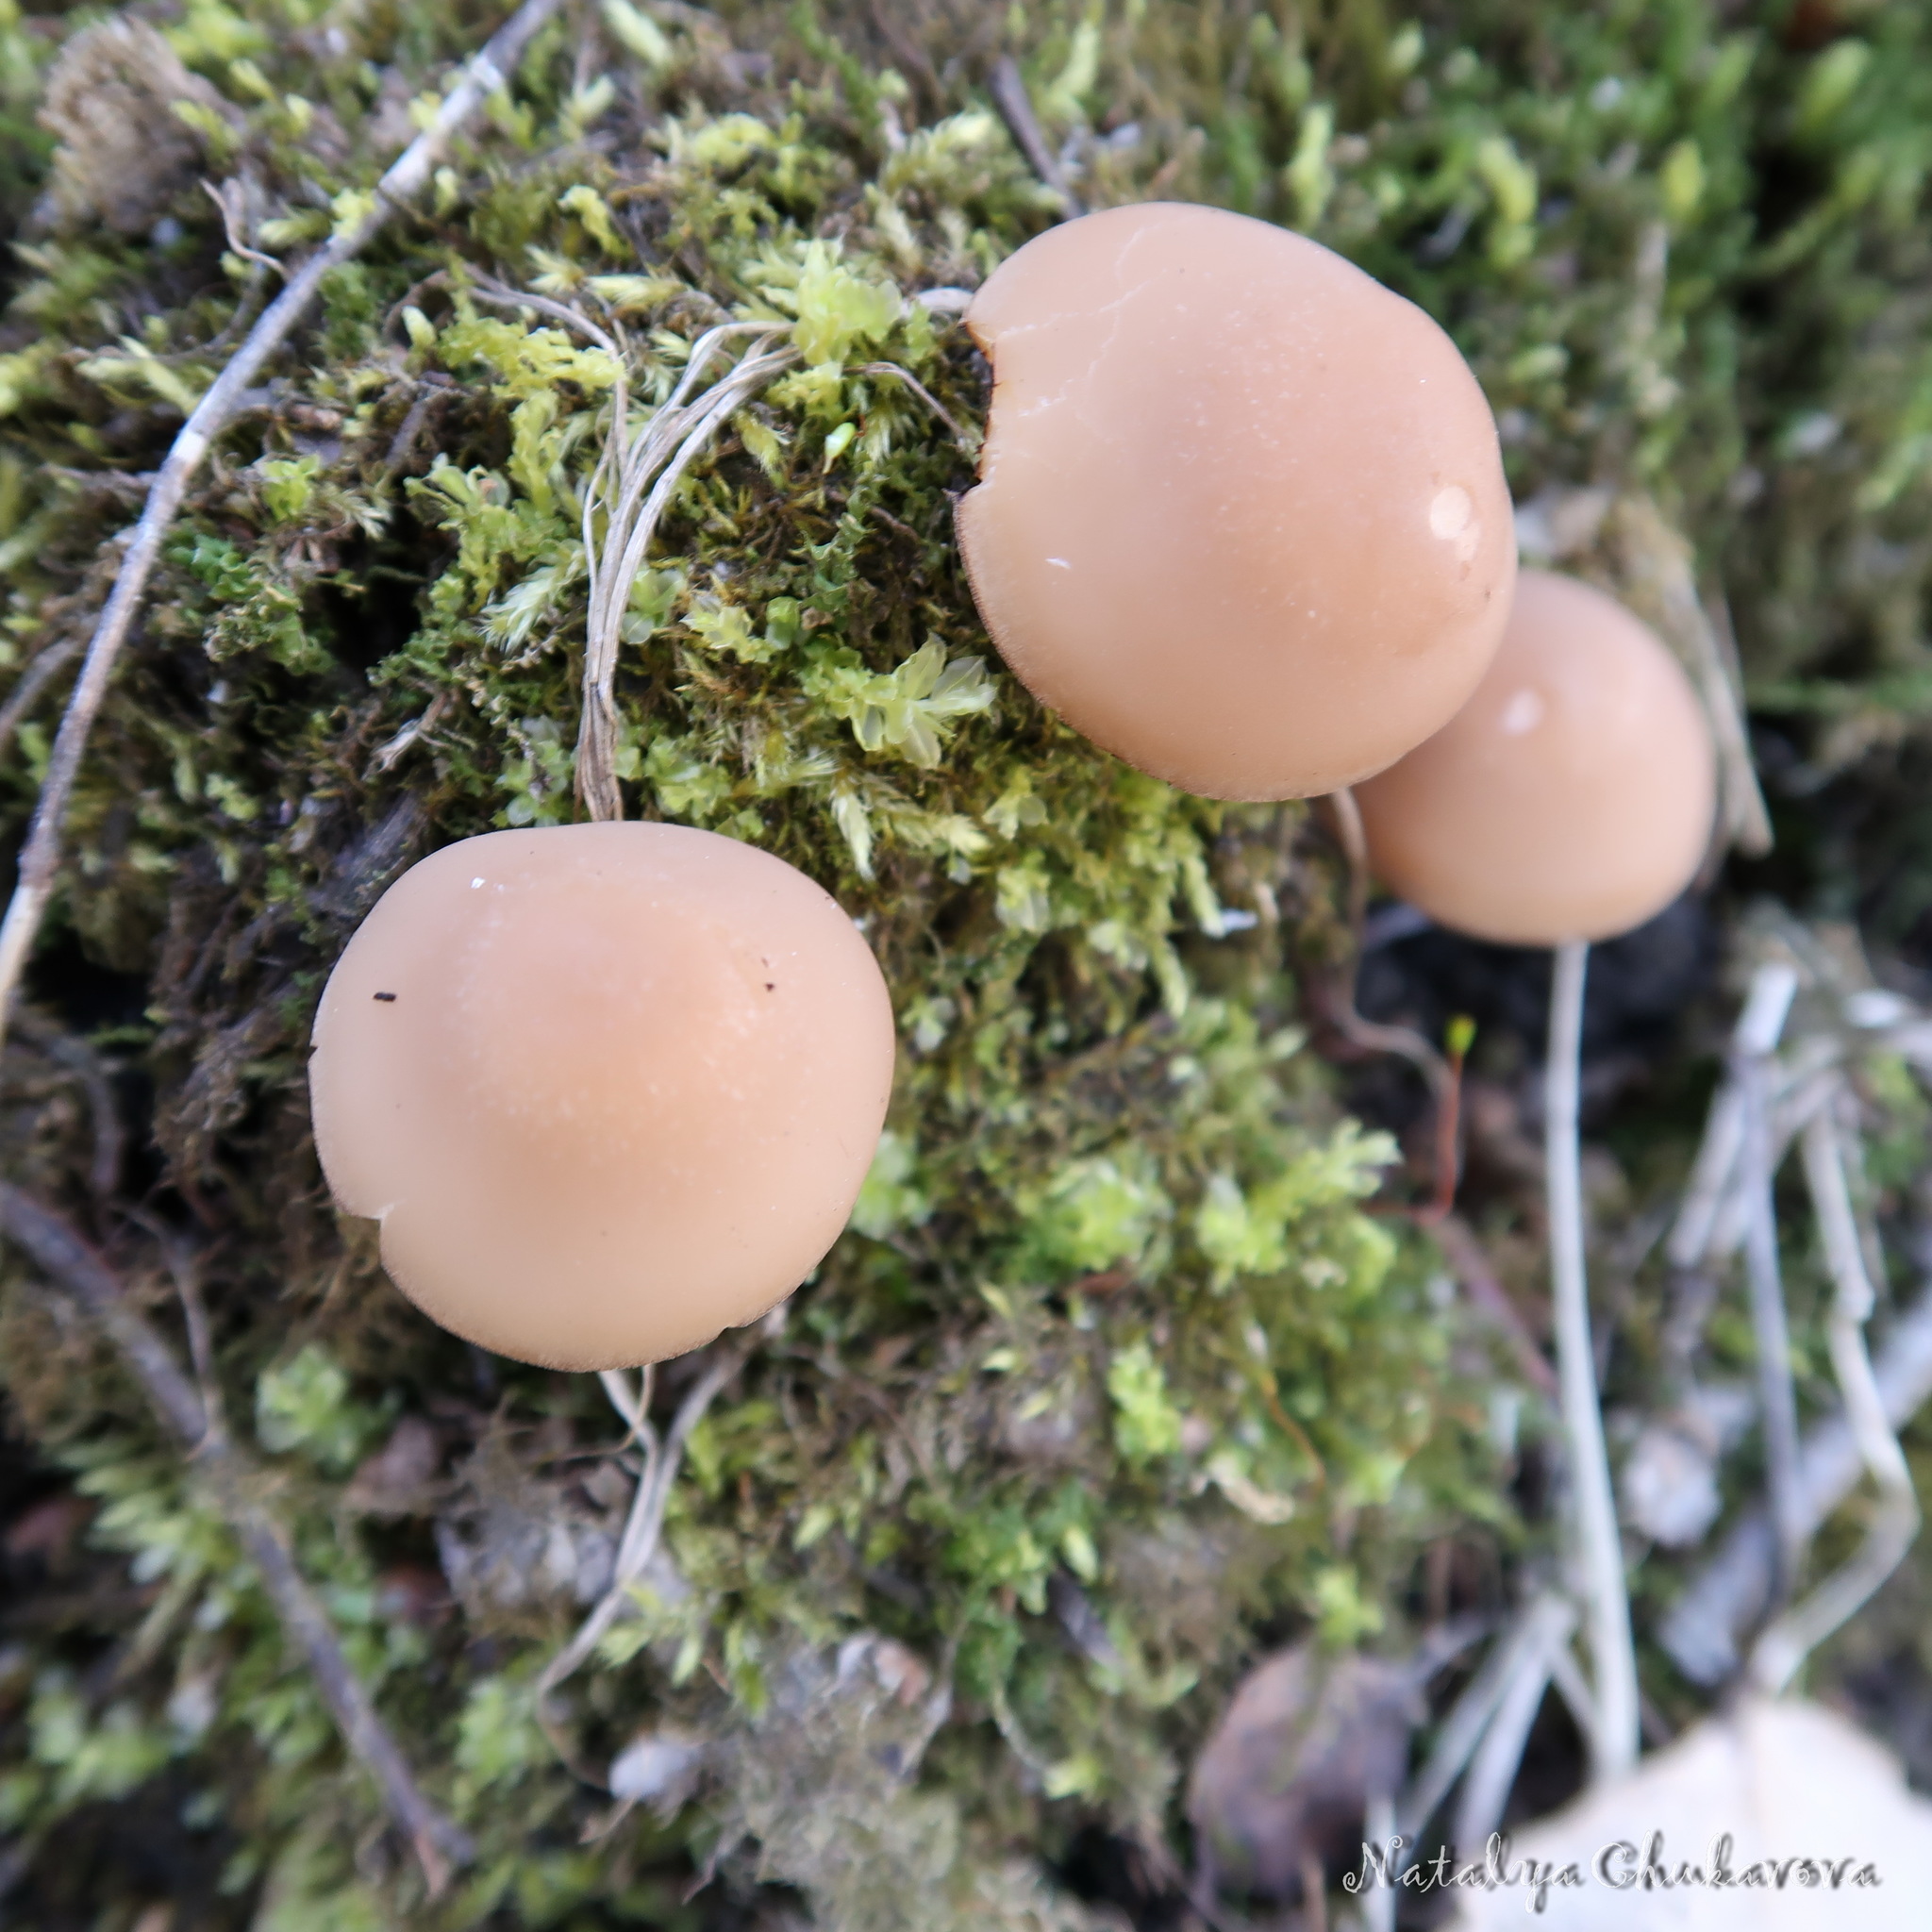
[1543, 939, 1640, 1781]
[0, 1186, 472, 1895]
[1322, 787, 1455, 1119]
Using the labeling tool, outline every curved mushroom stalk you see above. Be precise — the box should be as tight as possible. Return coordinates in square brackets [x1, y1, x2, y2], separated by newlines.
[1355, 570, 1720, 1785]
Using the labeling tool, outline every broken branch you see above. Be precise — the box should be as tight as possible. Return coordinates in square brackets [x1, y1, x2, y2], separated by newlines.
[0, 1185, 473, 1895]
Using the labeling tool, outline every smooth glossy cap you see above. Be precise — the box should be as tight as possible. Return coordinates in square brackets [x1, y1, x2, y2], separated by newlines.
[957, 201, 1516, 801]
[308, 823, 895, 1370]
[1354, 570, 1717, 945]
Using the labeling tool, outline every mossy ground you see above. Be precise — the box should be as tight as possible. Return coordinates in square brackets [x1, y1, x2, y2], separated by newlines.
[3, 3, 1932, 1928]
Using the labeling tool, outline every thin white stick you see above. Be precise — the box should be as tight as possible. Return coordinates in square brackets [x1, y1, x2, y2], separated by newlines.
[1669, 969, 1823, 1271]
[0, 0, 569, 1048]
[858, 361, 978, 452]
[1450, 1593, 1575, 1850]
[575, 334, 793, 820]
[1400, 1598, 1554, 1842]
[1546, 1638, 1597, 1743]
[537, 1337, 752, 1757]
[1662, 1275, 1932, 1682]
[1665, 1076, 1746, 1271]
[1545, 940, 1639, 1780]
[1706, 1058, 1840, 1262]
[1737, 1025, 1807, 1605]
[1752, 1095, 1920, 1690]
[598, 1364, 652, 1445]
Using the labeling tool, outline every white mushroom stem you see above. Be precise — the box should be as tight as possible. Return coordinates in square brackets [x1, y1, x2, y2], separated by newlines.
[1544, 939, 1640, 1780]
[1751, 1091, 1920, 1691]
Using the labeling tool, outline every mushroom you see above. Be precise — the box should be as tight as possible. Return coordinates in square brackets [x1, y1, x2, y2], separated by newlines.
[1353, 570, 1719, 1788]
[308, 822, 895, 1371]
[957, 200, 1516, 801]
[1352, 568, 1717, 945]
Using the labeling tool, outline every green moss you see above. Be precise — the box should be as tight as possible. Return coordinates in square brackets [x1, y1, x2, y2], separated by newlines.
[6, 0, 1932, 1924]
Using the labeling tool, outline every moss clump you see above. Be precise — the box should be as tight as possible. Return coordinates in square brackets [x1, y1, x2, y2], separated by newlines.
[3, 3, 1932, 1926]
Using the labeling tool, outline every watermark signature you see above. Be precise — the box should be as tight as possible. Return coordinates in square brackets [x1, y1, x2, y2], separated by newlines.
[1343, 1834, 1884, 1915]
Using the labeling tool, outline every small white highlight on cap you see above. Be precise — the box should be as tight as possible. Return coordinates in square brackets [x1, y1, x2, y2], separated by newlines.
[472, 877, 485, 889]
[1499, 688, 1545, 736]
[1045, 557, 1072, 569]
[1429, 485, 1470, 535]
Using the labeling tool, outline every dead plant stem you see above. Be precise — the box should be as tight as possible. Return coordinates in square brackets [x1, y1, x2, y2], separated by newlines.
[575, 325, 793, 819]
[988, 57, 1084, 217]
[1739, 1004, 1807, 1607]
[1322, 787, 1454, 1108]
[1450, 1592, 1575, 1847]
[0, 1185, 472, 1895]
[537, 1336, 754, 1770]
[0, 636, 82, 760]
[1752, 1094, 1920, 1690]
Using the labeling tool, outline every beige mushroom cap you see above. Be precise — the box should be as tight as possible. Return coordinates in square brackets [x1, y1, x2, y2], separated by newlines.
[1355, 569, 1718, 946]
[957, 201, 1516, 801]
[308, 823, 895, 1371]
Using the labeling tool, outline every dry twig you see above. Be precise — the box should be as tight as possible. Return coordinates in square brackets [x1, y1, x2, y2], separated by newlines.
[1751, 1091, 1920, 1690]
[477, 269, 806, 823]
[537, 1333, 758, 1772]
[1320, 788, 1455, 1108]
[1399, 1595, 1557, 1842]
[1660, 1275, 1932, 1684]
[1449, 1594, 1577, 1851]
[988, 57, 1085, 217]
[1729, 965, 1807, 1604]
[858, 361, 979, 453]
[0, 637, 83, 761]
[0, 0, 569, 1049]
[1613, 495, 1772, 861]
[0, 1185, 471, 1895]
[575, 325, 795, 818]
